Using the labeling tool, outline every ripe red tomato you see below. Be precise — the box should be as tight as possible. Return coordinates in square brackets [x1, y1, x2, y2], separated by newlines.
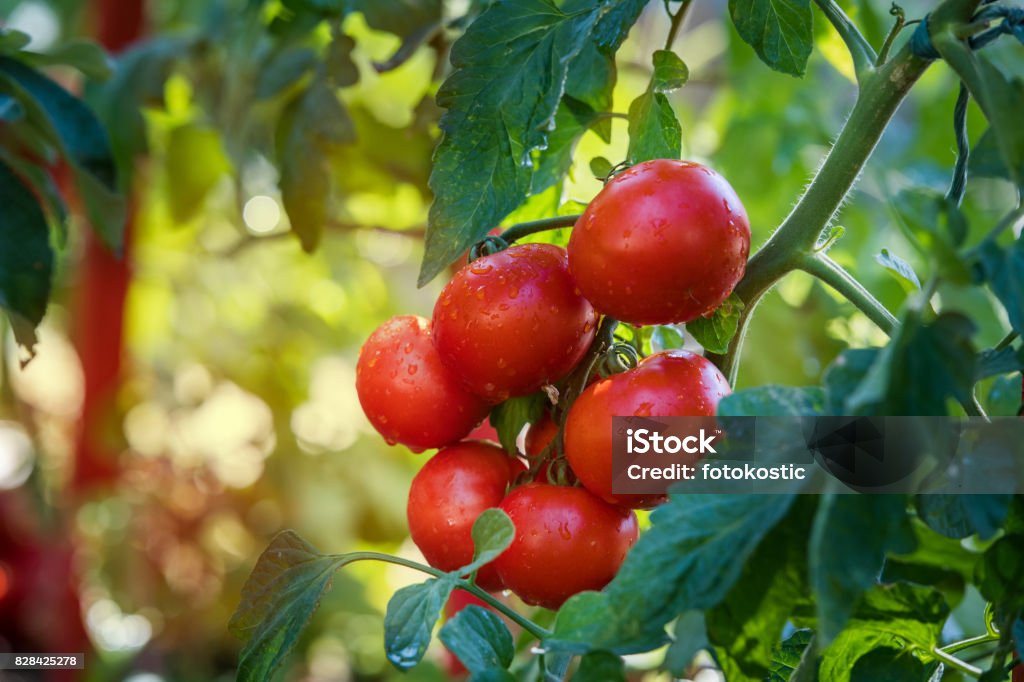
[568, 159, 750, 325]
[432, 243, 598, 401]
[407, 441, 524, 590]
[465, 420, 500, 443]
[356, 316, 490, 451]
[564, 350, 731, 509]
[494, 483, 638, 610]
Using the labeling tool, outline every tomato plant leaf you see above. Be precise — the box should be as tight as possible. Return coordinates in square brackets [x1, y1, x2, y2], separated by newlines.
[0, 159, 54, 354]
[384, 575, 458, 670]
[570, 650, 625, 681]
[228, 531, 347, 682]
[276, 77, 355, 252]
[352, 0, 442, 41]
[986, 373, 1023, 416]
[915, 495, 1012, 541]
[165, 123, 231, 224]
[810, 494, 916, 645]
[422, 0, 644, 285]
[489, 392, 546, 454]
[468, 669, 517, 681]
[875, 249, 921, 291]
[652, 49, 688, 93]
[728, 0, 813, 77]
[462, 508, 514, 576]
[846, 312, 977, 416]
[686, 293, 744, 354]
[21, 40, 113, 81]
[553, 495, 796, 652]
[439, 604, 514, 673]
[976, 347, 1023, 381]
[822, 349, 879, 416]
[663, 611, 708, 677]
[626, 90, 680, 164]
[979, 237, 1024, 338]
[0, 28, 31, 53]
[717, 385, 824, 416]
[651, 324, 685, 352]
[849, 647, 940, 682]
[768, 629, 814, 682]
[818, 583, 948, 682]
[708, 499, 812, 680]
[975, 534, 1024, 609]
[256, 47, 317, 100]
[0, 56, 125, 252]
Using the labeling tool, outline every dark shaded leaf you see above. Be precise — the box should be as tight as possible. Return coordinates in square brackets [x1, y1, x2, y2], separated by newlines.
[718, 385, 824, 417]
[976, 534, 1024, 609]
[663, 611, 708, 677]
[256, 47, 317, 100]
[0, 159, 54, 353]
[22, 40, 113, 80]
[915, 495, 1011, 541]
[822, 349, 879, 416]
[979, 237, 1024, 338]
[849, 648, 940, 682]
[229, 531, 346, 682]
[570, 651, 625, 681]
[809, 494, 916, 644]
[768, 629, 814, 682]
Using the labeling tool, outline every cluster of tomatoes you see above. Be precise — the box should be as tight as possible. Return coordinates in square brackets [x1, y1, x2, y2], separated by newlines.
[356, 159, 751, 615]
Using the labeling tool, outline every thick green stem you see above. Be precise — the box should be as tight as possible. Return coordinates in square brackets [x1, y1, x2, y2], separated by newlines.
[334, 551, 551, 639]
[799, 254, 898, 333]
[710, 0, 983, 385]
[500, 215, 580, 243]
[813, 0, 877, 80]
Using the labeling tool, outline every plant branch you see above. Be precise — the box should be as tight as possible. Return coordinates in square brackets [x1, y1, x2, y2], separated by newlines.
[499, 215, 581, 243]
[664, 0, 692, 50]
[335, 551, 551, 640]
[932, 646, 984, 677]
[799, 254, 898, 333]
[814, 0, 877, 81]
[877, 4, 907, 65]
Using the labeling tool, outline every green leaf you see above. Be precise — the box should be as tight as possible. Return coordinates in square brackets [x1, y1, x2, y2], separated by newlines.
[0, 93, 23, 120]
[277, 78, 355, 252]
[979, 237, 1024, 338]
[663, 612, 708, 677]
[875, 249, 921, 291]
[488, 392, 546, 454]
[570, 651, 625, 682]
[953, 55, 1024, 188]
[469, 669, 517, 682]
[384, 575, 458, 670]
[22, 40, 113, 81]
[707, 499, 811, 680]
[461, 509, 515, 576]
[228, 531, 346, 682]
[422, 0, 642, 285]
[822, 349, 879, 416]
[819, 583, 949, 682]
[626, 90, 680, 164]
[256, 47, 317, 100]
[976, 347, 1023, 381]
[353, 0, 442, 40]
[768, 629, 814, 682]
[651, 324, 685, 352]
[553, 495, 796, 652]
[0, 148, 68, 243]
[809, 494, 916, 644]
[686, 293, 744, 354]
[987, 373, 1023, 416]
[0, 29, 31, 54]
[849, 647, 940, 682]
[847, 312, 977, 416]
[0, 159, 54, 354]
[326, 33, 358, 87]
[728, 0, 813, 76]
[891, 188, 970, 280]
[0, 56, 125, 251]
[917, 491, 1011, 540]
[975, 534, 1024, 609]
[652, 49, 688, 92]
[165, 123, 231, 224]
[439, 605, 514, 674]
[589, 156, 614, 179]
[969, 127, 1010, 180]
[717, 385, 824, 416]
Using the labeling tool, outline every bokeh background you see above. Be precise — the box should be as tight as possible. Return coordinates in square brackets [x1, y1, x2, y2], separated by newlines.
[0, 0, 1018, 680]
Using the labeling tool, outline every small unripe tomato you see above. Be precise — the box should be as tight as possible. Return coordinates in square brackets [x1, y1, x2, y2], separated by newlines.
[407, 441, 524, 591]
[432, 243, 598, 401]
[494, 483, 638, 610]
[564, 350, 731, 509]
[356, 316, 490, 451]
[568, 159, 750, 325]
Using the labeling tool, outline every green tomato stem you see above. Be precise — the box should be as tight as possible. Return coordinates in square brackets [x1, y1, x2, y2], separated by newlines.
[331, 551, 552, 640]
[813, 0, 877, 81]
[500, 215, 581, 244]
[876, 6, 907, 66]
[932, 646, 984, 677]
[799, 254, 898, 334]
[940, 633, 1001, 655]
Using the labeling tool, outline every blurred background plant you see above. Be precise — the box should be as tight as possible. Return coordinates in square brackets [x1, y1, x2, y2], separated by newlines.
[0, 0, 1017, 680]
